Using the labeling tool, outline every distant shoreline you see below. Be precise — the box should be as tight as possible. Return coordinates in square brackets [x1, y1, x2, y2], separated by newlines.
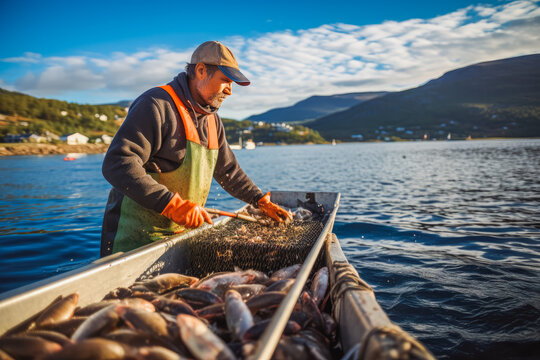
[1, 138, 538, 157]
[0, 143, 109, 156]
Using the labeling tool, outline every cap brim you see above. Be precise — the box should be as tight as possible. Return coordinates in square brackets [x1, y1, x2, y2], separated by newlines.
[218, 65, 250, 86]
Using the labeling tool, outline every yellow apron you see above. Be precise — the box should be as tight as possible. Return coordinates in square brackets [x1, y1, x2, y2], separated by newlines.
[111, 85, 219, 253]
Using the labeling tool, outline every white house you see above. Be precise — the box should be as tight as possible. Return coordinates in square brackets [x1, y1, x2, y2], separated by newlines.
[28, 134, 47, 143]
[101, 134, 113, 145]
[61, 133, 89, 145]
[44, 131, 60, 141]
[272, 123, 293, 133]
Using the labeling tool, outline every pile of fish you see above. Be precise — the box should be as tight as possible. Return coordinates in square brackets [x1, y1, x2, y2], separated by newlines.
[0, 264, 338, 360]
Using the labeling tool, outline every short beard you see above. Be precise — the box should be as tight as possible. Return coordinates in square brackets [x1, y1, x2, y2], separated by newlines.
[207, 93, 227, 109]
[195, 81, 227, 109]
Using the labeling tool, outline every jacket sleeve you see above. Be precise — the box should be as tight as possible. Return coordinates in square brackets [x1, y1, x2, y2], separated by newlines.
[102, 94, 175, 213]
[213, 116, 264, 206]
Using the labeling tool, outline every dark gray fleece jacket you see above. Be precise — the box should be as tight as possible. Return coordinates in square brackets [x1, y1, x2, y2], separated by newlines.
[101, 72, 264, 215]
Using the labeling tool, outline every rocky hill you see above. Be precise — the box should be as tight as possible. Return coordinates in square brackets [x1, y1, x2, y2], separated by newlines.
[308, 54, 540, 140]
[246, 92, 388, 123]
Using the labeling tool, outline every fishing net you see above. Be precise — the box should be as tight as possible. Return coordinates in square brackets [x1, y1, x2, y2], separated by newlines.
[184, 219, 325, 278]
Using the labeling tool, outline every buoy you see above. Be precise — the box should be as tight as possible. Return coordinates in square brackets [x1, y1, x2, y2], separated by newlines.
[63, 153, 83, 161]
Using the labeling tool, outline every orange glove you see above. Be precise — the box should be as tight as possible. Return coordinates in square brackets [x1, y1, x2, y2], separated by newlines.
[161, 193, 213, 228]
[258, 192, 293, 223]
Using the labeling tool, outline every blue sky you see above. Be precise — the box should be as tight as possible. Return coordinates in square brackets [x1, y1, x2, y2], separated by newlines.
[1, 0, 539, 119]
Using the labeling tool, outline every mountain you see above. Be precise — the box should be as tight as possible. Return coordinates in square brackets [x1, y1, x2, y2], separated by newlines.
[308, 54, 540, 140]
[246, 92, 388, 123]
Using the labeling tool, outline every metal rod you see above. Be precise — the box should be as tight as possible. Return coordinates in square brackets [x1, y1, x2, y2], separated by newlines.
[204, 207, 261, 224]
[250, 232, 331, 360]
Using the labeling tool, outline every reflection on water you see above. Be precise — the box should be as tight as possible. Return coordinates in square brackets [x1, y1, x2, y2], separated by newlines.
[1, 140, 539, 359]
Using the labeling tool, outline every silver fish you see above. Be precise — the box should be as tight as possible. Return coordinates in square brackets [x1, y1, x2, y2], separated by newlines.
[234, 267, 270, 284]
[24, 329, 73, 346]
[176, 314, 235, 360]
[74, 297, 155, 317]
[104, 328, 182, 354]
[3, 295, 62, 336]
[228, 284, 266, 299]
[74, 299, 119, 317]
[116, 306, 169, 337]
[175, 288, 223, 307]
[35, 293, 79, 328]
[71, 304, 119, 342]
[0, 335, 62, 359]
[193, 270, 258, 290]
[43, 338, 126, 359]
[270, 264, 301, 281]
[119, 297, 156, 312]
[40, 317, 87, 337]
[272, 337, 310, 360]
[246, 291, 286, 313]
[152, 297, 197, 317]
[310, 267, 329, 307]
[300, 291, 324, 330]
[133, 346, 189, 360]
[265, 278, 295, 293]
[225, 289, 254, 340]
[290, 334, 332, 360]
[195, 303, 225, 321]
[136, 273, 199, 294]
[242, 319, 301, 341]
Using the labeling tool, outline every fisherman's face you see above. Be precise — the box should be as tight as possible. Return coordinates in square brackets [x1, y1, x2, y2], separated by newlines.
[196, 66, 233, 109]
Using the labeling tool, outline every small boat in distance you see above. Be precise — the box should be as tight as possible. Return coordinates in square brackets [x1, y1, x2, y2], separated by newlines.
[230, 136, 243, 150]
[244, 139, 256, 150]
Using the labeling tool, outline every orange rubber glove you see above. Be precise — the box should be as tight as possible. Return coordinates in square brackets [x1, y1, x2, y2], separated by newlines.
[258, 192, 293, 223]
[161, 193, 213, 228]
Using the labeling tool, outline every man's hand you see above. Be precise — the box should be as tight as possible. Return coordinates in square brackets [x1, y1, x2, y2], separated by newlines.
[161, 193, 213, 228]
[258, 192, 293, 223]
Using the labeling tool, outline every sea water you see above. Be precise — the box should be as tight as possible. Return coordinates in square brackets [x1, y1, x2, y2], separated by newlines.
[0, 139, 539, 359]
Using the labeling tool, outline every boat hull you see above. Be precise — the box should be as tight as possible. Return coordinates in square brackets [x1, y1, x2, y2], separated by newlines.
[0, 191, 434, 359]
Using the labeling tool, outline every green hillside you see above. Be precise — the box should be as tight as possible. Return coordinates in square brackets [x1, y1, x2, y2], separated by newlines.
[222, 119, 325, 144]
[309, 54, 540, 140]
[0, 89, 325, 144]
[0, 89, 124, 138]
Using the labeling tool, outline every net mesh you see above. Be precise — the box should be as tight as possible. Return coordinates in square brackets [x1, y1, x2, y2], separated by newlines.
[184, 219, 325, 278]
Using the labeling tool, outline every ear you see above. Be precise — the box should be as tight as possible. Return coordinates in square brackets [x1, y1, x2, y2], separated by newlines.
[195, 63, 207, 80]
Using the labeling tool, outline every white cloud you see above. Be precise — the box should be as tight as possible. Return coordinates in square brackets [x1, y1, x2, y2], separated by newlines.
[2, 52, 42, 63]
[2, 0, 540, 119]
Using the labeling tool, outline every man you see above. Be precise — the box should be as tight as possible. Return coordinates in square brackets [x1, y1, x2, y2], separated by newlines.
[100, 41, 292, 257]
